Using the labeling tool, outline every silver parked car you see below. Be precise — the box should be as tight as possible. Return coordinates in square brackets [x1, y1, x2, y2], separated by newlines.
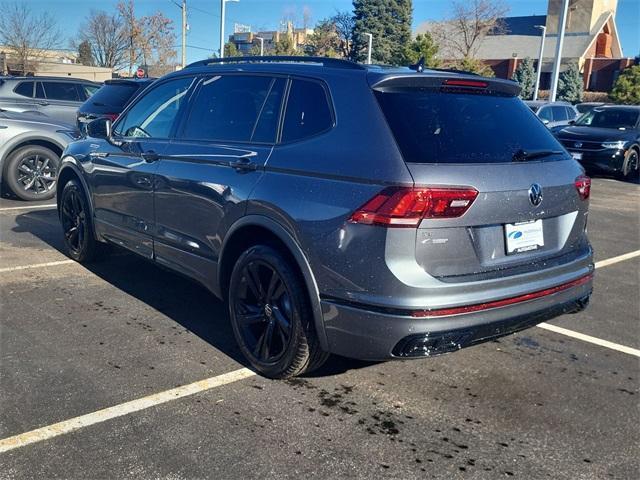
[525, 100, 580, 128]
[0, 110, 80, 200]
[0, 76, 100, 125]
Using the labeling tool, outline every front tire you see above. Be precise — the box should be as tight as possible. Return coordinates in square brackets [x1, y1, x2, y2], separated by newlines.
[59, 179, 101, 263]
[620, 148, 639, 180]
[228, 245, 329, 378]
[4, 146, 60, 201]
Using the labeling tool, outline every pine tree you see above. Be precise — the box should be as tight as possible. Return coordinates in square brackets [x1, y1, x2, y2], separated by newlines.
[512, 57, 536, 100]
[224, 42, 240, 57]
[404, 33, 440, 67]
[77, 40, 94, 66]
[352, 0, 412, 65]
[609, 65, 640, 105]
[557, 63, 584, 103]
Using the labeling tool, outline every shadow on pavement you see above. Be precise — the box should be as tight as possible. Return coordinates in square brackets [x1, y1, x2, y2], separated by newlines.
[12, 209, 376, 377]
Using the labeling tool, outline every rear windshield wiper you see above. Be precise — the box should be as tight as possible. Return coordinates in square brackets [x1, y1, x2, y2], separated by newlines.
[512, 149, 563, 162]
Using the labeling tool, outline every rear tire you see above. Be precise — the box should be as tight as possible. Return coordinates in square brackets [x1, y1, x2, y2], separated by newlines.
[4, 146, 60, 201]
[59, 179, 102, 263]
[228, 245, 329, 378]
[620, 148, 639, 180]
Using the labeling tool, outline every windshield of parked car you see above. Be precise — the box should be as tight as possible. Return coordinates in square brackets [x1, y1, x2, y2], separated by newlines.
[375, 90, 564, 163]
[575, 108, 639, 130]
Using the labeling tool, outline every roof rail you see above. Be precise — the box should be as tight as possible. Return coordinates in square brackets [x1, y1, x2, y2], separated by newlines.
[185, 56, 366, 70]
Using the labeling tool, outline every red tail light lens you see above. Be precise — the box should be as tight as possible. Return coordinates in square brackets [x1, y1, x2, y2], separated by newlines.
[575, 175, 591, 200]
[442, 79, 488, 88]
[349, 187, 478, 227]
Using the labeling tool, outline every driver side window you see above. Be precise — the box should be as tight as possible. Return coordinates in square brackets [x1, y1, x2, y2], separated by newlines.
[115, 77, 194, 139]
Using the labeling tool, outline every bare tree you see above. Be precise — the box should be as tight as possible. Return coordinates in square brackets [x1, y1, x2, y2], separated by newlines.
[137, 12, 177, 69]
[0, 1, 62, 74]
[434, 0, 509, 59]
[117, 0, 142, 76]
[332, 10, 356, 60]
[76, 11, 128, 69]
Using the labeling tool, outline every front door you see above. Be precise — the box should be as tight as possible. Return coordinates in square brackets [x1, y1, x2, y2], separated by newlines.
[154, 74, 286, 290]
[89, 76, 196, 258]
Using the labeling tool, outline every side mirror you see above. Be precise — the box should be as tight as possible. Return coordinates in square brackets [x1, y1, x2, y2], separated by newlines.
[86, 117, 112, 140]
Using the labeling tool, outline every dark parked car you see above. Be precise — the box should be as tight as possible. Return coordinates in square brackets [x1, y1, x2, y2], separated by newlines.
[56, 57, 593, 378]
[554, 105, 639, 179]
[0, 76, 100, 124]
[525, 100, 580, 128]
[76, 78, 155, 132]
[575, 102, 606, 114]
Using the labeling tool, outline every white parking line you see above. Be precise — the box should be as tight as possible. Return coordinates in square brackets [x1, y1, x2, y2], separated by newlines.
[595, 250, 640, 269]
[0, 260, 74, 274]
[0, 204, 57, 212]
[0, 368, 255, 454]
[537, 323, 640, 357]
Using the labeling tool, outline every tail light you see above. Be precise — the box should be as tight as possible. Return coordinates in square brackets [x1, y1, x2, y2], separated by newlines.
[349, 187, 478, 227]
[575, 175, 591, 200]
[442, 79, 488, 88]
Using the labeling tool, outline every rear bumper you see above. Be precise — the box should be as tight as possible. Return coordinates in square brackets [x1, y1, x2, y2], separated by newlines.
[321, 274, 593, 361]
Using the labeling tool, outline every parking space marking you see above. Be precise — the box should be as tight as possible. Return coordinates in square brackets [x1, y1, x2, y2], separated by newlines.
[0, 204, 57, 212]
[0, 260, 75, 274]
[0, 367, 255, 454]
[594, 250, 640, 269]
[537, 322, 640, 357]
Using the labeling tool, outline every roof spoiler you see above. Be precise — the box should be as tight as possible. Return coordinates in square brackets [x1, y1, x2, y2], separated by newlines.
[370, 73, 521, 97]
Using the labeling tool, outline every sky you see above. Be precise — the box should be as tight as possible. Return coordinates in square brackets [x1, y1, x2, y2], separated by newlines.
[21, 0, 640, 63]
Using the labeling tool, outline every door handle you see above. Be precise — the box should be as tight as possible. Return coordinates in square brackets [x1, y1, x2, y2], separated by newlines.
[38, 101, 49, 106]
[229, 158, 257, 171]
[141, 150, 160, 163]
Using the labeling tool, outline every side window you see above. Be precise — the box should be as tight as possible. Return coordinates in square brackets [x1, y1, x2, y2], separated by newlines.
[42, 82, 81, 102]
[82, 84, 100, 99]
[565, 107, 577, 120]
[538, 106, 553, 122]
[181, 75, 281, 143]
[252, 78, 286, 143]
[14, 82, 34, 98]
[35, 82, 46, 99]
[115, 77, 193, 139]
[551, 106, 568, 121]
[281, 79, 333, 142]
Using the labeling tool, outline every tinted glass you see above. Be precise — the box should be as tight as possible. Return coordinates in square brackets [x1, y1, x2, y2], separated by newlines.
[115, 77, 193, 139]
[537, 106, 553, 121]
[182, 75, 279, 143]
[35, 82, 45, 99]
[89, 83, 140, 109]
[14, 82, 34, 98]
[576, 104, 593, 114]
[281, 79, 333, 142]
[565, 107, 577, 120]
[551, 106, 568, 121]
[42, 82, 81, 101]
[375, 90, 564, 164]
[575, 108, 639, 129]
[252, 78, 286, 143]
[82, 84, 100, 98]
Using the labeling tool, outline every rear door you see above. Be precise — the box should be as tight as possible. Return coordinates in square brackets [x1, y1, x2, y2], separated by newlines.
[2, 80, 41, 114]
[154, 74, 285, 288]
[40, 81, 83, 124]
[373, 82, 589, 280]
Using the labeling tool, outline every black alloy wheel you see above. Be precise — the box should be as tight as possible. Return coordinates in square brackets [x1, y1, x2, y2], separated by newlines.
[59, 179, 100, 262]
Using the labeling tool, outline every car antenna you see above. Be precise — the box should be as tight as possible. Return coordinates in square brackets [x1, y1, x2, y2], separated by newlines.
[409, 57, 425, 73]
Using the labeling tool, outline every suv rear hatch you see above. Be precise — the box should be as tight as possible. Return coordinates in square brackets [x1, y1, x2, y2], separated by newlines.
[370, 73, 590, 280]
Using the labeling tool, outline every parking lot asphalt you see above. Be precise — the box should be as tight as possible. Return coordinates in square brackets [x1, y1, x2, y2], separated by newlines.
[0, 178, 638, 479]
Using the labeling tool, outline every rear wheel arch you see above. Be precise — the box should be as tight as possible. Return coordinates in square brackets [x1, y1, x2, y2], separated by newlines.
[218, 216, 329, 351]
[2, 139, 63, 177]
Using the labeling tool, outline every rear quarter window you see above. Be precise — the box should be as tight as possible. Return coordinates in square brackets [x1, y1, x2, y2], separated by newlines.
[14, 82, 34, 98]
[281, 79, 333, 143]
[375, 90, 564, 164]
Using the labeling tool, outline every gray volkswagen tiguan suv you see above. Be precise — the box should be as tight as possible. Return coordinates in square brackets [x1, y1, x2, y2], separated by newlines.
[56, 57, 594, 378]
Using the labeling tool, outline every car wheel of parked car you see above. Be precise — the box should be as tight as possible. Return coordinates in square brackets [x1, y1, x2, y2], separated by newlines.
[59, 179, 102, 263]
[620, 148, 639, 179]
[5, 146, 60, 201]
[228, 245, 329, 378]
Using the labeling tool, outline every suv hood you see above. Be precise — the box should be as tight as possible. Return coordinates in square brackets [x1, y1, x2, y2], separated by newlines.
[555, 125, 637, 142]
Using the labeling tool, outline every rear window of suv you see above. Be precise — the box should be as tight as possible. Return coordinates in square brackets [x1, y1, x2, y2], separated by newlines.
[375, 90, 564, 164]
[89, 83, 141, 109]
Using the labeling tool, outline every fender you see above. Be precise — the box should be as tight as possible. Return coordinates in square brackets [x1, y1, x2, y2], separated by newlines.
[0, 134, 67, 183]
[56, 158, 96, 231]
[219, 215, 329, 351]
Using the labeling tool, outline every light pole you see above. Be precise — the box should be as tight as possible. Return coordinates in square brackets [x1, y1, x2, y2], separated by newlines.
[255, 36, 264, 56]
[549, 0, 569, 102]
[364, 33, 373, 64]
[533, 25, 546, 101]
[219, 0, 239, 59]
[181, 0, 187, 68]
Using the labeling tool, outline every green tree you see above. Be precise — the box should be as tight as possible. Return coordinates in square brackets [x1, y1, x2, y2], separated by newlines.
[453, 56, 494, 77]
[77, 39, 94, 66]
[274, 35, 299, 56]
[609, 65, 640, 105]
[305, 19, 341, 57]
[404, 33, 440, 67]
[512, 57, 536, 100]
[557, 63, 584, 103]
[352, 0, 412, 65]
[224, 42, 240, 57]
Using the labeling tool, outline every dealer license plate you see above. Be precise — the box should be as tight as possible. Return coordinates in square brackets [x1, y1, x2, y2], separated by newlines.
[505, 220, 544, 254]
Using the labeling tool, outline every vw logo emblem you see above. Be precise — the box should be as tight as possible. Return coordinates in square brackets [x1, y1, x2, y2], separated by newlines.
[529, 184, 543, 207]
[574, 142, 583, 148]
[264, 304, 273, 318]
